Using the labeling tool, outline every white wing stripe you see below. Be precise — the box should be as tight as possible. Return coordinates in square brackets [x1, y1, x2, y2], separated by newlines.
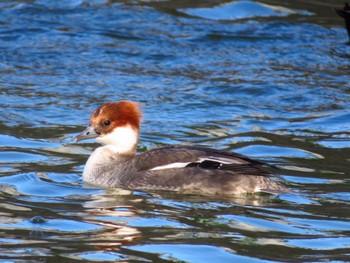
[150, 162, 191, 171]
[150, 156, 246, 171]
[198, 157, 245, 165]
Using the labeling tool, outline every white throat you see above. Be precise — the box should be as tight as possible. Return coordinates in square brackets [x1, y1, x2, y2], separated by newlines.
[96, 125, 139, 154]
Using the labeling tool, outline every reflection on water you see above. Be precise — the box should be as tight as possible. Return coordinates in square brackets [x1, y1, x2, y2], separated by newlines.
[179, 1, 311, 21]
[0, 0, 350, 262]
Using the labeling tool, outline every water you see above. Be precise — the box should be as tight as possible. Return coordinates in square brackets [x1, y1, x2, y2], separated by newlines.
[0, 0, 350, 261]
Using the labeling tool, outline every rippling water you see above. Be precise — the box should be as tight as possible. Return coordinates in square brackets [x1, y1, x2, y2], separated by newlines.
[1, 0, 350, 262]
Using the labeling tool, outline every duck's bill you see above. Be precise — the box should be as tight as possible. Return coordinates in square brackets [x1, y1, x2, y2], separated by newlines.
[74, 126, 99, 142]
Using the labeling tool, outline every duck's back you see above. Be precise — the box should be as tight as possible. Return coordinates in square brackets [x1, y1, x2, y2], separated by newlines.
[116, 146, 288, 195]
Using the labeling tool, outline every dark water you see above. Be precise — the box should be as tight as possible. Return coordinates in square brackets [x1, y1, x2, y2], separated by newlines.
[1, 0, 350, 262]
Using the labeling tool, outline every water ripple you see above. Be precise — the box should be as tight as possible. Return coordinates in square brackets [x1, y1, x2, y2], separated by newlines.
[0, 0, 349, 262]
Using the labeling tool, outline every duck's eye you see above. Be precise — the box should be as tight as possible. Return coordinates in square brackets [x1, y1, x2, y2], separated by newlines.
[103, 120, 111, 126]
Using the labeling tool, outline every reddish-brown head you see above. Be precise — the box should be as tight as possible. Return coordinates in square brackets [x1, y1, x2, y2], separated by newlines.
[74, 101, 142, 152]
[90, 101, 142, 136]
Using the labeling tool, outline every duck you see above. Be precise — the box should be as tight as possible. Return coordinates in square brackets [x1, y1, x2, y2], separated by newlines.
[74, 100, 288, 196]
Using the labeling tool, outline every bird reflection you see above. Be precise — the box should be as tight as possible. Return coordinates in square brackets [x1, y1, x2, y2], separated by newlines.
[335, 2, 350, 42]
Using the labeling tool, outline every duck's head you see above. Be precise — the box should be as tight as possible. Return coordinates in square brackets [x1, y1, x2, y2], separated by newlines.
[74, 100, 142, 154]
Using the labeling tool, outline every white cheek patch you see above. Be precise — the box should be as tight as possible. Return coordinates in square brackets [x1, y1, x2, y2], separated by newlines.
[96, 125, 138, 154]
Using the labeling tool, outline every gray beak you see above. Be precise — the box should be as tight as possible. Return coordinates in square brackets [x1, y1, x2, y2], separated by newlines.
[74, 126, 99, 142]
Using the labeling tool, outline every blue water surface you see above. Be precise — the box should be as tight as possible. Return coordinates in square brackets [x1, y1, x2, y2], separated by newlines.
[0, 0, 350, 262]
